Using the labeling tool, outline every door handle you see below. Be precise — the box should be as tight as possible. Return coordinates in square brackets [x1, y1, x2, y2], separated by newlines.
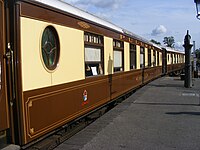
[4, 43, 15, 104]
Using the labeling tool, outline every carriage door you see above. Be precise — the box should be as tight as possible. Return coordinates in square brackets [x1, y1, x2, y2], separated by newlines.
[0, 0, 9, 132]
[162, 48, 167, 74]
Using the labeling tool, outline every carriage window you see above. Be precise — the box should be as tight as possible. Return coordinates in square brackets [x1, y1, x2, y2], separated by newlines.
[148, 49, 151, 67]
[174, 54, 176, 64]
[113, 40, 124, 72]
[168, 54, 169, 62]
[177, 55, 179, 63]
[153, 50, 156, 66]
[114, 50, 123, 72]
[140, 47, 145, 69]
[84, 32, 104, 77]
[84, 32, 102, 44]
[41, 26, 60, 71]
[171, 54, 173, 64]
[157, 51, 160, 66]
[130, 44, 136, 69]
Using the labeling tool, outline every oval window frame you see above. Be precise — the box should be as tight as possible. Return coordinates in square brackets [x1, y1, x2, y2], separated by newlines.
[41, 25, 60, 72]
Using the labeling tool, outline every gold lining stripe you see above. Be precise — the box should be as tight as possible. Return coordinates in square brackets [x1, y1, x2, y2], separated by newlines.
[26, 97, 110, 138]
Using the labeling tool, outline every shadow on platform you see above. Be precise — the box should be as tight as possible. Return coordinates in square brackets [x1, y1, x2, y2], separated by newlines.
[147, 83, 184, 88]
[134, 102, 198, 107]
[166, 112, 200, 116]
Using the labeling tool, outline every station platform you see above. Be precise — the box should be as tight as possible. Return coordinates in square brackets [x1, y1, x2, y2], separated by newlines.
[55, 76, 200, 150]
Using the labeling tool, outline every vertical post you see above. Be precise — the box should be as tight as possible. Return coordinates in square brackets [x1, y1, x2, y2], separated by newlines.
[183, 30, 193, 88]
[193, 41, 198, 78]
[193, 41, 196, 72]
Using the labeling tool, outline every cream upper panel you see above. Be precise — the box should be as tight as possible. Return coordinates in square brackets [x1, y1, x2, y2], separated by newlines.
[167, 53, 172, 65]
[155, 51, 158, 66]
[145, 48, 148, 67]
[167, 53, 170, 65]
[136, 45, 140, 69]
[124, 42, 130, 72]
[159, 53, 162, 66]
[104, 37, 113, 75]
[52, 26, 84, 85]
[151, 50, 154, 67]
[21, 17, 52, 91]
[21, 17, 84, 91]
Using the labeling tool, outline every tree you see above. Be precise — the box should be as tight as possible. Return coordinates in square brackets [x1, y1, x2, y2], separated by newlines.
[195, 49, 200, 68]
[150, 39, 161, 45]
[163, 36, 175, 48]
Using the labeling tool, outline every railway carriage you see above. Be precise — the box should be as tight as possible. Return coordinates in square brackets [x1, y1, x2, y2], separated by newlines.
[0, 0, 185, 147]
[163, 47, 185, 74]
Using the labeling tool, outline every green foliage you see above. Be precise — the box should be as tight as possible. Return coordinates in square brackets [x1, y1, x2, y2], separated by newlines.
[163, 36, 175, 48]
[150, 39, 161, 45]
[195, 49, 200, 67]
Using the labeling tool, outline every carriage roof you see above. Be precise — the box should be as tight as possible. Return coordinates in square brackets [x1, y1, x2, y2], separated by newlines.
[33, 0, 184, 54]
[33, 0, 123, 32]
[164, 46, 185, 54]
[33, 0, 153, 44]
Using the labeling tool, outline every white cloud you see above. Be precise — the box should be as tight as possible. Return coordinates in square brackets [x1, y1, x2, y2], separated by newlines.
[151, 25, 167, 36]
[66, 0, 123, 10]
[174, 41, 184, 50]
[95, 12, 112, 20]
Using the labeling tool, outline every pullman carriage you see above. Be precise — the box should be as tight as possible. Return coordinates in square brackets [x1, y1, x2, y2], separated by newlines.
[0, 0, 185, 147]
[163, 47, 185, 74]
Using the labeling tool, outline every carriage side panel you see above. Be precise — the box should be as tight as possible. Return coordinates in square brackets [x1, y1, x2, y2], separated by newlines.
[0, 0, 9, 132]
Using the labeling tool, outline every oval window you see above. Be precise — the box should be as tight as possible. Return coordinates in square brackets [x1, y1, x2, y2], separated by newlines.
[41, 26, 60, 71]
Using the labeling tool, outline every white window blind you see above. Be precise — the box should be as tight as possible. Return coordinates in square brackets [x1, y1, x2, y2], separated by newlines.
[85, 47, 101, 62]
[114, 51, 122, 67]
[140, 54, 144, 65]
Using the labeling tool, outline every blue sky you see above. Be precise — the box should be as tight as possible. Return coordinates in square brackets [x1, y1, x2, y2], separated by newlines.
[66, 0, 200, 50]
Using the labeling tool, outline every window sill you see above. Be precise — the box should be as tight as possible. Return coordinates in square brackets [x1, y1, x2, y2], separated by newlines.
[85, 74, 104, 79]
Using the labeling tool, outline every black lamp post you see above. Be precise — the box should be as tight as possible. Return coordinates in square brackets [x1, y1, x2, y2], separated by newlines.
[194, 0, 200, 78]
[183, 30, 193, 88]
[194, 0, 200, 19]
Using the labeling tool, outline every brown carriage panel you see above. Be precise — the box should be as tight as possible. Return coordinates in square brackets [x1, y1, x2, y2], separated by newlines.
[23, 76, 110, 143]
[155, 66, 162, 77]
[170, 64, 181, 72]
[167, 64, 173, 73]
[111, 72, 125, 99]
[172, 65, 175, 72]
[143, 67, 162, 83]
[173, 63, 184, 71]
[111, 70, 142, 99]
[144, 68, 154, 83]
[155, 67, 160, 76]
[144, 68, 156, 83]
[167, 63, 185, 74]
[167, 65, 170, 73]
[16, 3, 27, 144]
[172, 64, 175, 72]
[0, 0, 9, 131]
[122, 70, 143, 92]
[181, 63, 185, 69]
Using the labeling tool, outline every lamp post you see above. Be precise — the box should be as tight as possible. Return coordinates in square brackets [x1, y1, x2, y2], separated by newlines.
[194, 0, 200, 78]
[183, 30, 193, 88]
[194, 0, 200, 19]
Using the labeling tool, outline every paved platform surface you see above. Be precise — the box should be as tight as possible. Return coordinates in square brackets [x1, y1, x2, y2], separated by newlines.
[55, 77, 200, 150]
[1, 144, 20, 150]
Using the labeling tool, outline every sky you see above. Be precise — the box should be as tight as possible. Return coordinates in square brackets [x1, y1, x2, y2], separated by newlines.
[65, 0, 200, 51]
